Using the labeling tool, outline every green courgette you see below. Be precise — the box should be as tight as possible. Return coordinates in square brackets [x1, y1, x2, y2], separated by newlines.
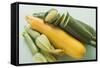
[40, 50, 56, 62]
[44, 9, 58, 23]
[33, 12, 45, 19]
[60, 13, 69, 27]
[59, 14, 96, 46]
[75, 19, 96, 41]
[54, 14, 64, 26]
[32, 53, 47, 63]
[22, 31, 39, 54]
[25, 25, 41, 39]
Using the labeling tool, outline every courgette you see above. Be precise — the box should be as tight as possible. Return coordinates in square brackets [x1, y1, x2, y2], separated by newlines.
[22, 31, 38, 55]
[33, 12, 45, 19]
[54, 14, 64, 26]
[59, 14, 96, 46]
[23, 27, 57, 62]
[40, 50, 56, 62]
[32, 53, 47, 63]
[60, 13, 68, 27]
[75, 19, 96, 41]
[25, 25, 41, 39]
[44, 9, 58, 23]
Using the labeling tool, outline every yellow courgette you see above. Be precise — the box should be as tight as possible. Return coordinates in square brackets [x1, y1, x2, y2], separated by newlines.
[25, 16, 86, 59]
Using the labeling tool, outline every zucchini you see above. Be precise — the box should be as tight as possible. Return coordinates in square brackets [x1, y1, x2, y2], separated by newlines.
[44, 9, 58, 23]
[54, 14, 64, 26]
[32, 53, 47, 63]
[75, 19, 96, 41]
[33, 12, 45, 19]
[40, 50, 56, 62]
[59, 14, 96, 46]
[24, 25, 41, 39]
[22, 31, 39, 55]
[60, 13, 69, 27]
[52, 13, 61, 23]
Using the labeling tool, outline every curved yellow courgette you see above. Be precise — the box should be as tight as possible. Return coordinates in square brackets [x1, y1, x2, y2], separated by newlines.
[25, 16, 86, 59]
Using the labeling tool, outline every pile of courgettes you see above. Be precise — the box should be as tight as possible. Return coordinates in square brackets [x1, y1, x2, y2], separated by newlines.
[33, 8, 96, 47]
[22, 26, 65, 63]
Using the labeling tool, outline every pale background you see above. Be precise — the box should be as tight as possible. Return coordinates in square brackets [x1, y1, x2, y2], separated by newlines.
[19, 4, 96, 64]
[0, 0, 100, 68]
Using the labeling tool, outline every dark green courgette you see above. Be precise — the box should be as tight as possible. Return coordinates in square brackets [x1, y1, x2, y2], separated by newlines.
[75, 19, 96, 41]
[59, 13, 96, 47]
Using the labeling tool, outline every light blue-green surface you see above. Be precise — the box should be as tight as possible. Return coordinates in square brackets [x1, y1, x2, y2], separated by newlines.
[19, 4, 96, 64]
